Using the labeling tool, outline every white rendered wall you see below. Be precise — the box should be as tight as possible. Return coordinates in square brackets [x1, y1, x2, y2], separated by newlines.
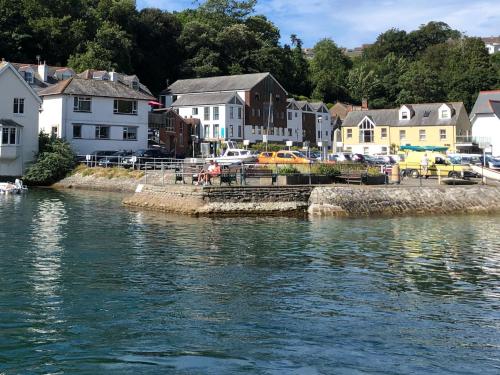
[0, 67, 40, 176]
[41, 95, 149, 155]
[472, 114, 500, 155]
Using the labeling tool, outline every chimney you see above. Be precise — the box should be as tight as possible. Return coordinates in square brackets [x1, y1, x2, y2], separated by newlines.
[38, 61, 48, 82]
[110, 69, 118, 82]
[361, 98, 368, 110]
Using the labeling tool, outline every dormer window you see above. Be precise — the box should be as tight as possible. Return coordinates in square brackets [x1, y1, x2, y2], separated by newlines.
[401, 111, 409, 119]
[24, 71, 34, 84]
[440, 109, 450, 119]
[131, 80, 139, 90]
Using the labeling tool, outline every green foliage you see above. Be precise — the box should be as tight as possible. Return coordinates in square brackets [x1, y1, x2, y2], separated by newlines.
[366, 166, 383, 176]
[23, 132, 76, 186]
[309, 38, 352, 102]
[277, 165, 299, 175]
[313, 163, 341, 176]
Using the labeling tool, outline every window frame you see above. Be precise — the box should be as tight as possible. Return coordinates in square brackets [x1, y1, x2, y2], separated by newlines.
[1, 127, 19, 145]
[73, 96, 92, 113]
[13, 98, 25, 114]
[113, 99, 138, 115]
[122, 126, 137, 140]
[95, 125, 110, 139]
[73, 124, 82, 139]
[213, 106, 219, 120]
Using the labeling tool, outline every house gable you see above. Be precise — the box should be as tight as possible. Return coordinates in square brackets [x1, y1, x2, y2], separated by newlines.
[0, 63, 42, 104]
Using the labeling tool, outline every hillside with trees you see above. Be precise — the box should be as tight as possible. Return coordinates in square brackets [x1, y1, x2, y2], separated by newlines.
[0, 0, 499, 109]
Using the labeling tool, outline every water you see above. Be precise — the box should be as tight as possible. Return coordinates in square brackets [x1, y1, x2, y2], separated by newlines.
[1, 189, 500, 374]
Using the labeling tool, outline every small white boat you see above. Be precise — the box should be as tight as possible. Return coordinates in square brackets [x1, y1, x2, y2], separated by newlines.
[0, 179, 28, 194]
[208, 141, 257, 165]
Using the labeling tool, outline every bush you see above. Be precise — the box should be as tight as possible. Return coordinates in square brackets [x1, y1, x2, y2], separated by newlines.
[314, 163, 341, 176]
[23, 132, 76, 185]
[366, 166, 383, 176]
[278, 165, 300, 175]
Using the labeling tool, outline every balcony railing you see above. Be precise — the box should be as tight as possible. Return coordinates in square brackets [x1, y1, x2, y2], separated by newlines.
[455, 135, 492, 146]
[148, 113, 174, 132]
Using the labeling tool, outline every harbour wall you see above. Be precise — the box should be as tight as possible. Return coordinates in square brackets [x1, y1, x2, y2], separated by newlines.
[122, 184, 500, 217]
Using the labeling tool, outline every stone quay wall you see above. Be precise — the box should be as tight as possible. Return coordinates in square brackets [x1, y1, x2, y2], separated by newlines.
[309, 185, 500, 217]
[123, 184, 312, 216]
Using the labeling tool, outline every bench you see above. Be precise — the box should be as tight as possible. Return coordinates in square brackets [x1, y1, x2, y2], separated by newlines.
[218, 166, 239, 185]
[174, 164, 203, 184]
[242, 167, 277, 185]
[336, 171, 365, 185]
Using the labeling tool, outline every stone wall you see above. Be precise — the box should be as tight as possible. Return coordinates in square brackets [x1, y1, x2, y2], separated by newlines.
[309, 185, 500, 216]
[123, 184, 312, 216]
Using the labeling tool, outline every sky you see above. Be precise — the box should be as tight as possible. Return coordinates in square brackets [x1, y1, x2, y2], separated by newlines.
[137, 0, 500, 48]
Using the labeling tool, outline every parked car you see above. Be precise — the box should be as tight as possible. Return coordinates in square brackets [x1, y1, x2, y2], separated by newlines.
[479, 155, 500, 169]
[257, 150, 312, 164]
[332, 152, 352, 162]
[351, 153, 366, 163]
[122, 149, 171, 169]
[97, 150, 133, 167]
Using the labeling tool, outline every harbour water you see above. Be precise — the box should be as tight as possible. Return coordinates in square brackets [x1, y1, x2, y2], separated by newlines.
[1, 189, 499, 374]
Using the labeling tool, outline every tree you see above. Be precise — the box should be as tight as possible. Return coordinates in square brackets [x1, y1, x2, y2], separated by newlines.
[397, 60, 446, 104]
[310, 38, 351, 102]
[347, 62, 382, 103]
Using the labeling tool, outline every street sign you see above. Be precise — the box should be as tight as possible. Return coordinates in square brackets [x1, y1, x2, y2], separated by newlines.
[286, 141, 293, 147]
[263, 135, 268, 143]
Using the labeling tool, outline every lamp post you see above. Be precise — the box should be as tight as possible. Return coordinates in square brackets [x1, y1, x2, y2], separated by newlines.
[317, 115, 323, 161]
[191, 134, 198, 158]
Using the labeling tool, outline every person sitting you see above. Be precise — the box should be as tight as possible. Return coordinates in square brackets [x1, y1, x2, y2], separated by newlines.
[201, 161, 221, 185]
[195, 161, 212, 185]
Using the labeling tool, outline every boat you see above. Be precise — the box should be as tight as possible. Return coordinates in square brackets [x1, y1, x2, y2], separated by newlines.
[440, 178, 478, 185]
[207, 141, 257, 165]
[0, 179, 28, 194]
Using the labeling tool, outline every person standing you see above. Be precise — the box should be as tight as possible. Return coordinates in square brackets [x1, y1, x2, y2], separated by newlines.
[421, 153, 429, 179]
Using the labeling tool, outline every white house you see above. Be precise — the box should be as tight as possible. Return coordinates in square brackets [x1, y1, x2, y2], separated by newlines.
[286, 99, 303, 143]
[481, 37, 500, 55]
[38, 77, 154, 155]
[470, 90, 500, 155]
[0, 62, 41, 177]
[171, 92, 244, 142]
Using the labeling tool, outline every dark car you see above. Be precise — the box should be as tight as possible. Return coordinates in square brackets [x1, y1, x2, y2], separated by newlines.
[122, 149, 171, 169]
[351, 153, 366, 163]
[97, 150, 133, 167]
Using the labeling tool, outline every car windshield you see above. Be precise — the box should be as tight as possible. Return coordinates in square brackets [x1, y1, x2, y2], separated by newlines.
[291, 151, 307, 158]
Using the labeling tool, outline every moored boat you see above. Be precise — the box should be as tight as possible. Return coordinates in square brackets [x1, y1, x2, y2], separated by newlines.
[0, 179, 28, 194]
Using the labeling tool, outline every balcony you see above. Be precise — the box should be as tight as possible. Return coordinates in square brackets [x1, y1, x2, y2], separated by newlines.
[0, 144, 21, 160]
[456, 135, 492, 147]
[148, 112, 174, 133]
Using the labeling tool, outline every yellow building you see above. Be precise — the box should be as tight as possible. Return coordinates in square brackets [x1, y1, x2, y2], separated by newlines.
[341, 102, 472, 154]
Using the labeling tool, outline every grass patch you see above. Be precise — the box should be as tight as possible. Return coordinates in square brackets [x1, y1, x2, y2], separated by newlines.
[72, 166, 144, 179]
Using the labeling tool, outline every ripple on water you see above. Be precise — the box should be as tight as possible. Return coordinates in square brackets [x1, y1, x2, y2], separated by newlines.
[1, 191, 500, 374]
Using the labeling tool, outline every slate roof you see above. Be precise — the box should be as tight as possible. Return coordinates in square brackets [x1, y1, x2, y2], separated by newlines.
[165, 72, 280, 95]
[343, 102, 465, 127]
[310, 102, 328, 112]
[482, 36, 500, 44]
[171, 92, 242, 107]
[38, 77, 154, 100]
[470, 91, 500, 117]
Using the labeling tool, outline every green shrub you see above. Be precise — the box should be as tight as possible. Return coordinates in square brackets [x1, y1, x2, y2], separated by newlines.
[278, 165, 300, 175]
[366, 166, 383, 176]
[23, 132, 76, 185]
[314, 163, 341, 176]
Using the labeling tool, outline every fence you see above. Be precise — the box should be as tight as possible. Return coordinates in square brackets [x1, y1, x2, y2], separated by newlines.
[76, 156, 483, 187]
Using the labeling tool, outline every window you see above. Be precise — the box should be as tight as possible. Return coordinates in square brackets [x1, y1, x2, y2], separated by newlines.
[179, 123, 184, 145]
[358, 118, 374, 143]
[237, 107, 242, 119]
[424, 110, 431, 118]
[1, 128, 18, 145]
[192, 107, 198, 115]
[74, 97, 91, 112]
[275, 94, 280, 102]
[123, 127, 137, 140]
[230, 107, 234, 119]
[213, 107, 219, 120]
[440, 129, 447, 140]
[213, 124, 219, 138]
[288, 129, 292, 137]
[419, 129, 426, 141]
[257, 109, 261, 117]
[73, 124, 82, 138]
[204, 107, 210, 120]
[401, 112, 408, 120]
[381, 128, 387, 139]
[382, 146, 388, 154]
[347, 129, 352, 138]
[25, 71, 34, 84]
[51, 126, 58, 137]
[288, 112, 292, 120]
[238, 126, 242, 138]
[229, 125, 234, 137]
[295, 112, 298, 118]
[95, 125, 110, 139]
[258, 126, 262, 135]
[441, 110, 450, 119]
[114, 100, 137, 115]
[252, 126, 255, 135]
[13, 98, 24, 114]
[318, 130, 321, 139]
[399, 130, 406, 140]
[131, 81, 139, 90]
[204, 125, 210, 138]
